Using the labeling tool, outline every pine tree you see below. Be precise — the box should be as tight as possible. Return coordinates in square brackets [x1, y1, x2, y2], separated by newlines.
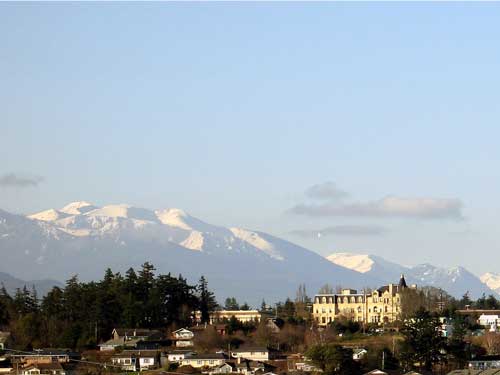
[198, 276, 217, 323]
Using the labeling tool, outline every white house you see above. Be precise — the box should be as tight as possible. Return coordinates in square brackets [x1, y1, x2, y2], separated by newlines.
[180, 353, 226, 368]
[20, 363, 66, 375]
[231, 347, 269, 362]
[172, 328, 195, 348]
[166, 350, 195, 363]
[112, 350, 159, 371]
[478, 314, 500, 328]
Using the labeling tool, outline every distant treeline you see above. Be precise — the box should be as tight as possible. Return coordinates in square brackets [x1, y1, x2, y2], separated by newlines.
[0, 262, 217, 349]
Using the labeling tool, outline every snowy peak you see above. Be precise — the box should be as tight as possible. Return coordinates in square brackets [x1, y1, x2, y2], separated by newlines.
[326, 251, 497, 299]
[28, 209, 70, 222]
[60, 201, 98, 215]
[155, 208, 195, 230]
[327, 253, 374, 273]
[230, 228, 284, 261]
[481, 272, 500, 294]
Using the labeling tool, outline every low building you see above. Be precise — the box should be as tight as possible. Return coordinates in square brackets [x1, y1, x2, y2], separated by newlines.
[166, 350, 195, 363]
[231, 347, 269, 362]
[195, 310, 262, 324]
[112, 350, 160, 371]
[172, 328, 194, 348]
[20, 363, 66, 375]
[469, 355, 500, 370]
[100, 328, 163, 351]
[180, 353, 226, 368]
[11, 350, 78, 365]
[210, 362, 235, 374]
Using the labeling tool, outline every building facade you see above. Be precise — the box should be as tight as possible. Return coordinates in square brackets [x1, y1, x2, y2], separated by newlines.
[313, 275, 411, 326]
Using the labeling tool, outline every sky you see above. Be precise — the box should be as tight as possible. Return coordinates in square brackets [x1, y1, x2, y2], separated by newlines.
[1, 3, 500, 276]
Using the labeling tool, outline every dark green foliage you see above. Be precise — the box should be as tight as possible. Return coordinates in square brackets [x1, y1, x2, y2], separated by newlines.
[197, 276, 218, 324]
[400, 308, 447, 371]
[1, 263, 208, 350]
[305, 343, 360, 375]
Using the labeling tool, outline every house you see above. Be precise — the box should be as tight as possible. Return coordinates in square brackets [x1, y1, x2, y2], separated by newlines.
[236, 360, 277, 375]
[210, 362, 236, 374]
[172, 328, 195, 348]
[20, 363, 66, 375]
[180, 353, 227, 368]
[231, 347, 269, 362]
[166, 350, 195, 363]
[99, 328, 163, 351]
[100, 328, 163, 351]
[11, 350, 78, 365]
[195, 310, 262, 324]
[313, 275, 413, 326]
[0, 332, 11, 350]
[112, 350, 160, 371]
[352, 348, 368, 361]
[469, 354, 500, 370]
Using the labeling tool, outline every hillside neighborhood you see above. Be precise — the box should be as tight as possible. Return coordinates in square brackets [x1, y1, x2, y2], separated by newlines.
[2, 266, 500, 375]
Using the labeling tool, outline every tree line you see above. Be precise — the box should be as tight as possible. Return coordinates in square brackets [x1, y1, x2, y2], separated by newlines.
[0, 262, 217, 350]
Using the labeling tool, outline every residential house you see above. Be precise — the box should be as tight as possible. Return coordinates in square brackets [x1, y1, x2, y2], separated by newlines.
[172, 328, 195, 348]
[100, 328, 163, 351]
[166, 350, 195, 363]
[231, 347, 269, 362]
[20, 363, 66, 375]
[469, 355, 500, 370]
[180, 353, 227, 368]
[313, 275, 413, 326]
[236, 360, 277, 375]
[195, 310, 262, 324]
[112, 350, 160, 371]
[210, 363, 235, 374]
[11, 350, 78, 365]
[111, 352, 137, 371]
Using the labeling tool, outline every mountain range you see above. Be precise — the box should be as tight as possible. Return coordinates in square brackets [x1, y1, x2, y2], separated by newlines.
[0, 201, 496, 304]
[326, 252, 497, 299]
[0, 202, 381, 305]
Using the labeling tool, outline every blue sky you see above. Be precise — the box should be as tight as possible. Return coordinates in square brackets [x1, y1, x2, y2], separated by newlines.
[1, 3, 500, 275]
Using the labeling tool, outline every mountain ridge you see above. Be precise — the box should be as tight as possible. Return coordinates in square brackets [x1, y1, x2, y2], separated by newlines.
[0, 203, 383, 305]
[326, 252, 497, 299]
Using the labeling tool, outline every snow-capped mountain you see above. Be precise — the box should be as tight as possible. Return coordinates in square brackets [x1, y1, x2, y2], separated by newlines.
[481, 272, 500, 295]
[326, 252, 497, 299]
[0, 203, 382, 305]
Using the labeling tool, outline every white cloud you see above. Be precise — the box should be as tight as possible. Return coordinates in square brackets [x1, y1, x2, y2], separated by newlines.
[290, 196, 463, 220]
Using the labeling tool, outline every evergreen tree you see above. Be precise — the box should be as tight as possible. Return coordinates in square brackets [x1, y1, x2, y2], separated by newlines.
[198, 276, 218, 323]
[400, 308, 446, 371]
